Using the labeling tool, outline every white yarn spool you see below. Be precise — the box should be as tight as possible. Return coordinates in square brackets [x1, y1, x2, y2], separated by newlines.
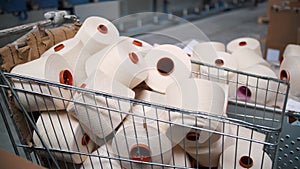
[144, 44, 192, 93]
[134, 90, 167, 117]
[229, 65, 278, 105]
[280, 56, 300, 97]
[86, 37, 152, 89]
[192, 41, 225, 63]
[165, 78, 227, 146]
[283, 44, 300, 58]
[33, 111, 96, 164]
[41, 38, 83, 72]
[66, 70, 135, 140]
[80, 142, 121, 169]
[11, 54, 74, 111]
[168, 145, 191, 168]
[231, 48, 269, 70]
[227, 37, 263, 57]
[218, 140, 272, 169]
[185, 123, 233, 167]
[230, 126, 266, 146]
[74, 16, 120, 87]
[191, 41, 225, 77]
[111, 116, 172, 169]
[199, 51, 239, 83]
[75, 16, 120, 54]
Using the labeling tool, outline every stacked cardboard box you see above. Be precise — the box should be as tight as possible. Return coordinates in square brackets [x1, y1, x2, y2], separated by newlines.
[264, 1, 300, 62]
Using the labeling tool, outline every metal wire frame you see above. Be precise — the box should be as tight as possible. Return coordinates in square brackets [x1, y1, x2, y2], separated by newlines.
[0, 61, 290, 169]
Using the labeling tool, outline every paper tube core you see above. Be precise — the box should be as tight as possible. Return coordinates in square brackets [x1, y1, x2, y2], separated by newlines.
[77, 83, 86, 94]
[186, 132, 200, 141]
[59, 70, 73, 86]
[239, 41, 247, 46]
[157, 57, 174, 76]
[237, 86, 252, 101]
[129, 52, 139, 64]
[133, 40, 143, 47]
[80, 83, 86, 89]
[97, 24, 108, 34]
[239, 156, 254, 168]
[81, 133, 91, 146]
[130, 144, 151, 162]
[215, 59, 224, 66]
[280, 70, 290, 82]
[54, 44, 65, 52]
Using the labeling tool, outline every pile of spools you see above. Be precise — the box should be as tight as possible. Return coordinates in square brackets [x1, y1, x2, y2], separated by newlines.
[10, 16, 287, 168]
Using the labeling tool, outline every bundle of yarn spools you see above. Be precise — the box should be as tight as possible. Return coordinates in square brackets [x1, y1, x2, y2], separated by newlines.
[10, 16, 280, 169]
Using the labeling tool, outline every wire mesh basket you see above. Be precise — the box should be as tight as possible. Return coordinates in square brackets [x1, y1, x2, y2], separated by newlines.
[0, 60, 289, 169]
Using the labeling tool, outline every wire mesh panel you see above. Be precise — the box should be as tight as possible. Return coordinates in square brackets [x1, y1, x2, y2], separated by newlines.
[0, 60, 289, 169]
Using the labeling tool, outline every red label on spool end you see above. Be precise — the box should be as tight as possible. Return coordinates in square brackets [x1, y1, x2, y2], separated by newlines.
[97, 24, 108, 34]
[129, 52, 139, 64]
[59, 70, 73, 86]
[280, 70, 290, 82]
[54, 44, 65, 52]
[239, 41, 247, 46]
[239, 156, 254, 168]
[130, 144, 151, 162]
[81, 133, 90, 146]
[133, 40, 143, 47]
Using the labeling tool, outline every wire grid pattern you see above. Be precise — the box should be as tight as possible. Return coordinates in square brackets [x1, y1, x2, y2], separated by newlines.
[0, 62, 289, 169]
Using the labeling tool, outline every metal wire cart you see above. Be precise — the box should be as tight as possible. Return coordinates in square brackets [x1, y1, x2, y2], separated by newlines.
[0, 57, 290, 169]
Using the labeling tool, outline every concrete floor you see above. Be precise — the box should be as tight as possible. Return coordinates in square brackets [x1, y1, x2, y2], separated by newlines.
[136, 3, 267, 50]
[0, 0, 268, 158]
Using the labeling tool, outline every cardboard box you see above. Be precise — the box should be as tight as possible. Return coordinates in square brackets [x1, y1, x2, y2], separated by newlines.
[298, 27, 300, 44]
[0, 148, 46, 169]
[288, 0, 300, 7]
[267, 0, 283, 18]
[266, 0, 300, 18]
[264, 5, 300, 62]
